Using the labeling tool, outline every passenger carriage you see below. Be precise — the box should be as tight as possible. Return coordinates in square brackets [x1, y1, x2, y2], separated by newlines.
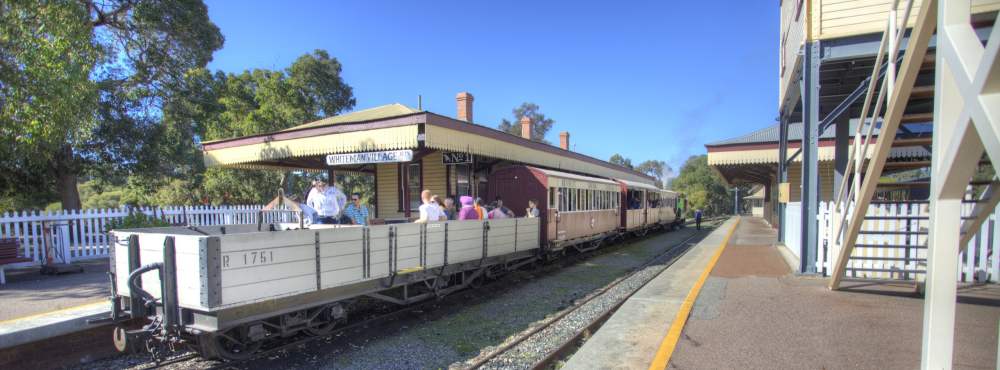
[488, 166, 621, 253]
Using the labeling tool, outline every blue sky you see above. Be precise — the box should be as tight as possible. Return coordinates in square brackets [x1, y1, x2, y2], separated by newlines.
[205, 0, 778, 177]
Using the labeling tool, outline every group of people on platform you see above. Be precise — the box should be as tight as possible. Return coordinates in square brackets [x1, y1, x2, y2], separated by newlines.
[416, 189, 539, 223]
[291, 179, 542, 226]
[293, 180, 370, 226]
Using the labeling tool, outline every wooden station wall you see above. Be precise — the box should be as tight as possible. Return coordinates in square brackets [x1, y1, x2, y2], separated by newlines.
[374, 151, 449, 219]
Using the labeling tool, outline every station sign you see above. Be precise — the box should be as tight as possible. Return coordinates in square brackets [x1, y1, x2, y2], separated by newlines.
[442, 151, 472, 165]
[326, 150, 413, 166]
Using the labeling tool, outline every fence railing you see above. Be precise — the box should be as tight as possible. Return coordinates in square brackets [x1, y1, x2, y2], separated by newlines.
[0, 205, 300, 267]
[817, 200, 999, 284]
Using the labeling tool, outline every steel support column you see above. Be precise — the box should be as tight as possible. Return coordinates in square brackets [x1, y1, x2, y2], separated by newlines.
[777, 115, 788, 242]
[799, 41, 820, 274]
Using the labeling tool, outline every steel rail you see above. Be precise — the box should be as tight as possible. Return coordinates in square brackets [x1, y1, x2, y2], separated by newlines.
[466, 220, 720, 370]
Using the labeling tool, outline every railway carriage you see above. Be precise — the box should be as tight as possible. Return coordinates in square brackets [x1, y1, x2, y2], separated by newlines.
[488, 166, 621, 252]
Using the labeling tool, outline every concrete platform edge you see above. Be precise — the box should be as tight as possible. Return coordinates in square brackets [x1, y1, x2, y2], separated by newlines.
[563, 217, 739, 370]
[0, 302, 110, 350]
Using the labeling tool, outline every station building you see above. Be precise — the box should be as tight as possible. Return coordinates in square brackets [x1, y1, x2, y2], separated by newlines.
[200, 92, 656, 222]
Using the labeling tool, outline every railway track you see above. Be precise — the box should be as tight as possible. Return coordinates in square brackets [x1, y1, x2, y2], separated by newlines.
[117, 222, 715, 370]
[466, 220, 720, 370]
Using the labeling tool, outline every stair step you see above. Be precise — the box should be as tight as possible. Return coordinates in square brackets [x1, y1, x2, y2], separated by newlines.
[855, 244, 926, 249]
[859, 230, 927, 235]
[845, 267, 926, 274]
[848, 256, 927, 262]
[910, 85, 935, 99]
[884, 160, 930, 169]
[870, 200, 929, 205]
[892, 137, 933, 147]
[900, 112, 933, 123]
[876, 181, 929, 188]
[864, 216, 928, 220]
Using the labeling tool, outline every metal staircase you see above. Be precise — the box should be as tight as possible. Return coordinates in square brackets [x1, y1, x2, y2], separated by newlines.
[827, 0, 1000, 290]
[828, 0, 934, 289]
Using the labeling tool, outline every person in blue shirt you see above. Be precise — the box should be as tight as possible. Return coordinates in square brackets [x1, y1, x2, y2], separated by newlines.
[343, 193, 369, 226]
[695, 209, 703, 230]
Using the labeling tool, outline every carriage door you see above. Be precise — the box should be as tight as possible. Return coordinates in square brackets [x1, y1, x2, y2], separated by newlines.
[553, 187, 567, 241]
[642, 190, 648, 226]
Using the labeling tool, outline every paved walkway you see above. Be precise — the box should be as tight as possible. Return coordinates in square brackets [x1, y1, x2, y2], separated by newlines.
[0, 259, 111, 355]
[671, 217, 1000, 369]
[564, 217, 740, 369]
[0, 259, 108, 321]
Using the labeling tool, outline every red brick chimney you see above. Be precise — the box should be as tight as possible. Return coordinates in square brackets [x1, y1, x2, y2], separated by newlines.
[559, 131, 570, 150]
[520, 116, 531, 140]
[456, 92, 474, 122]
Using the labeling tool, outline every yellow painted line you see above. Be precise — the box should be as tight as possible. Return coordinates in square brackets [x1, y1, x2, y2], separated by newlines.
[648, 217, 741, 370]
[0, 300, 106, 326]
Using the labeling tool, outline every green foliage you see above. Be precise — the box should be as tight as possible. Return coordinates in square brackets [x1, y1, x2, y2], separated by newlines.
[635, 160, 671, 188]
[0, 0, 224, 209]
[497, 103, 555, 143]
[671, 155, 734, 217]
[105, 212, 170, 231]
[202, 168, 283, 205]
[609, 154, 634, 169]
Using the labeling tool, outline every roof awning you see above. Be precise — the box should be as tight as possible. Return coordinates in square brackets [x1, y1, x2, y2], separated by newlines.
[707, 145, 930, 166]
[423, 114, 653, 184]
[616, 178, 661, 191]
[199, 106, 656, 185]
[203, 125, 419, 169]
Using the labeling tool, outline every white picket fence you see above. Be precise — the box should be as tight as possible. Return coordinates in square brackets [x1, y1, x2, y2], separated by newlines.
[0, 205, 298, 267]
[817, 200, 999, 284]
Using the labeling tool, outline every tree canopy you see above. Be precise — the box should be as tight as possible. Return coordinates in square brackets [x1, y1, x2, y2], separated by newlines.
[0, 0, 224, 210]
[497, 102, 555, 143]
[670, 155, 740, 217]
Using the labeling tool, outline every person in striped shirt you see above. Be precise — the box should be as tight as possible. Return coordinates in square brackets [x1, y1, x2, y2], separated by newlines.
[343, 193, 369, 226]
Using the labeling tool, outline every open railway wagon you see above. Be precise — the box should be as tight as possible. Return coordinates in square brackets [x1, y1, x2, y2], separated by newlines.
[105, 217, 539, 360]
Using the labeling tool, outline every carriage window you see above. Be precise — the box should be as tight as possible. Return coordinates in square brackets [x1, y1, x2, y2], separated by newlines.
[549, 188, 556, 209]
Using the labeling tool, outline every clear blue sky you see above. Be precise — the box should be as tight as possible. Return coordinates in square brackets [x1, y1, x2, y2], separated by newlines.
[205, 0, 778, 177]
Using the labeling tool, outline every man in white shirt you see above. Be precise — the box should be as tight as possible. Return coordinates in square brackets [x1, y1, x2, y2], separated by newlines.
[415, 189, 445, 223]
[306, 180, 344, 224]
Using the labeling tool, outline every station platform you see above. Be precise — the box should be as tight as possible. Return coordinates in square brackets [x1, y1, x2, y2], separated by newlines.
[0, 259, 115, 368]
[566, 216, 1000, 369]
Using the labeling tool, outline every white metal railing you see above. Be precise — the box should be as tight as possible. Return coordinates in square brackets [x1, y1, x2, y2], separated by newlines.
[817, 200, 998, 284]
[0, 205, 298, 266]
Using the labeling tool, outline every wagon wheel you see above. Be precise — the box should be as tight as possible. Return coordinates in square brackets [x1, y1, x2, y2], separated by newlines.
[589, 238, 602, 250]
[304, 305, 347, 337]
[204, 328, 262, 361]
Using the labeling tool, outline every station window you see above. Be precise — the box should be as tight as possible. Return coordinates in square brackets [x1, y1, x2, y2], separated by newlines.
[407, 163, 422, 211]
[453, 164, 472, 197]
[549, 187, 556, 209]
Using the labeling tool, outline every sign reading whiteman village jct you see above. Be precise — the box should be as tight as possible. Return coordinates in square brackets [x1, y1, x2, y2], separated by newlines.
[326, 150, 414, 166]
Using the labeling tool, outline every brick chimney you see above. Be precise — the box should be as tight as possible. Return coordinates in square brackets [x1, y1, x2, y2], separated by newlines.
[559, 131, 570, 150]
[456, 92, 474, 122]
[520, 116, 532, 140]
